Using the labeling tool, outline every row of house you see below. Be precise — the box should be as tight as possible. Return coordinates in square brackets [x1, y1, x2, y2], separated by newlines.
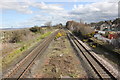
[91, 18, 120, 48]
[92, 21, 120, 31]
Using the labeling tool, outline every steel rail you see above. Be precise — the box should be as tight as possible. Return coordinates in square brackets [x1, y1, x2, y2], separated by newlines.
[67, 31, 117, 80]
[3, 30, 59, 79]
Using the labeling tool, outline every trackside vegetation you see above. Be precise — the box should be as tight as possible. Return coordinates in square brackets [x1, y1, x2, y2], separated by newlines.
[2, 31, 52, 67]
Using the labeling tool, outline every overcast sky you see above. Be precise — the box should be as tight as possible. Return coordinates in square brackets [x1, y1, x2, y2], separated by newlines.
[0, 0, 119, 28]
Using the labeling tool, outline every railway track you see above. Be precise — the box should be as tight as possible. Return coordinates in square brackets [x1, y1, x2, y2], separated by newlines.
[67, 30, 118, 80]
[3, 30, 59, 80]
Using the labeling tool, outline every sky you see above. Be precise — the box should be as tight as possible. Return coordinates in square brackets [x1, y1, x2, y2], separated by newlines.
[0, 0, 119, 28]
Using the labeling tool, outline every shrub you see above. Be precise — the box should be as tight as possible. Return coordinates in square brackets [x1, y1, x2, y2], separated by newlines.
[9, 32, 22, 43]
[66, 21, 94, 37]
[29, 26, 42, 33]
[111, 38, 120, 48]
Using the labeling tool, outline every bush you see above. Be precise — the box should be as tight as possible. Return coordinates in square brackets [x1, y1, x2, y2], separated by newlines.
[29, 26, 42, 33]
[9, 32, 22, 43]
[66, 21, 94, 37]
[111, 38, 120, 48]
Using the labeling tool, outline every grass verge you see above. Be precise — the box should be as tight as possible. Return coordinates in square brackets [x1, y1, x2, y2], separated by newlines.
[2, 32, 52, 67]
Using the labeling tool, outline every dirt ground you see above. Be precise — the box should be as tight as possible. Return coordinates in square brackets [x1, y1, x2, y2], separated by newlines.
[28, 34, 87, 78]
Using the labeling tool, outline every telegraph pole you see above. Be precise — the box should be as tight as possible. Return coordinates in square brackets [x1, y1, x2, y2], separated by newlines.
[118, 1, 120, 18]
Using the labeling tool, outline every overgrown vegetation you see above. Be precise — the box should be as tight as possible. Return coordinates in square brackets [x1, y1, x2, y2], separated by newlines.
[1, 29, 30, 43]
[9, 32, 22, 43]
[66, 20, 120, 54]
[66, 21, 95, 38]
[29, 26, 43, 33]
[2, 31, 53, 67]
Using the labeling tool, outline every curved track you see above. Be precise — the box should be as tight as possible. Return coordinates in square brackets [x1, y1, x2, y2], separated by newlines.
[3, 30, 59, 79]
[67, 30, 118, 80]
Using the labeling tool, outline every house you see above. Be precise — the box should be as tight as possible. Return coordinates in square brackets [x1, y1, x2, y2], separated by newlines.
[99, 23, 111, 31]
[110, 24, 120, 31]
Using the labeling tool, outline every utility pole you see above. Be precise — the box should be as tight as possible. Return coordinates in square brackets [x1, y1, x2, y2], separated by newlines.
[118, 1, 120, 18]
[80, 19, 84, 24]
[80, 19, 82, 23]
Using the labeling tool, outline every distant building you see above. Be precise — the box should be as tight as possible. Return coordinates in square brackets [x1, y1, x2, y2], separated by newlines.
[41, 26, 49, 27]
[100, 23, 111, 31]
[115, 24, 120, 31]
[110, 24, 120, 31]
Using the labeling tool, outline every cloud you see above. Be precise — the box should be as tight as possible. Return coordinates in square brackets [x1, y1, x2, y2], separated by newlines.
[18, 13, 68, 27]
[0, 1, 33, 14]
[32, 2, 64, 11]
[69, 2, 118, 22]
[1, 0, 119, 28]
[0, 1, 64, 14]
[16, 10, 71, 27]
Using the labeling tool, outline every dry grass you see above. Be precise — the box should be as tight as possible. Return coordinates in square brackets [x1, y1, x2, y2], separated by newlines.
[1, 28, 53, 57]
[1, 29, 33, 43]
[1, 29, 34, 55]
[2, 31, 52, 67]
